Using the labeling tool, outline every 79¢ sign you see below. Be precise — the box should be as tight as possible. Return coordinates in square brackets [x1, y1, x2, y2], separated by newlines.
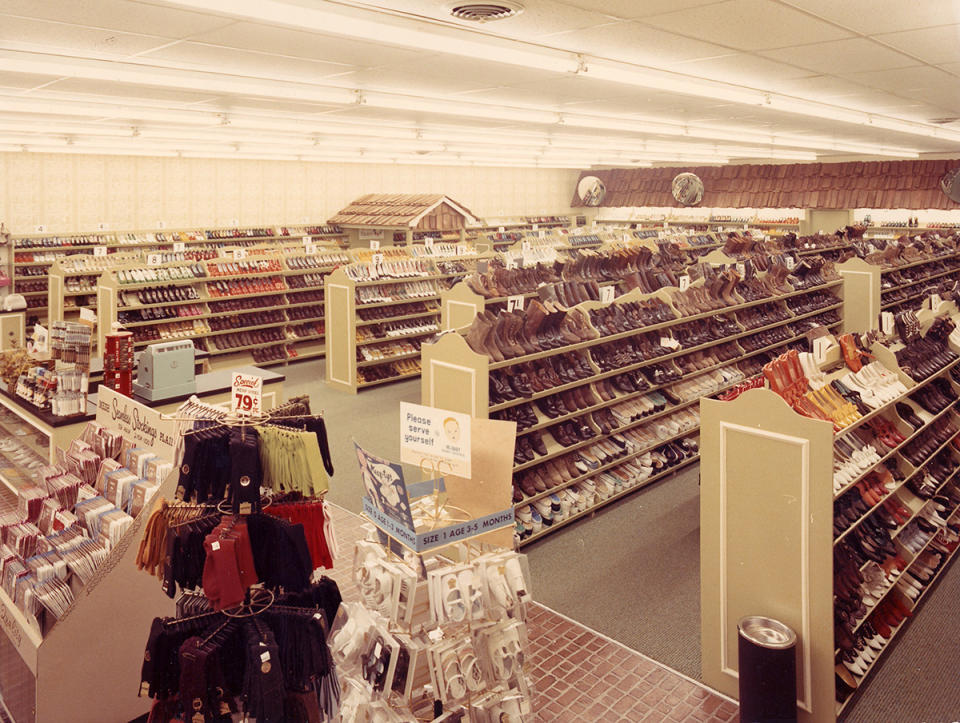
[231, 372, 263, 416]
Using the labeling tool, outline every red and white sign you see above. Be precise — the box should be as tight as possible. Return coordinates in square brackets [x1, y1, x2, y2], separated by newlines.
[232, 372, 262, 416]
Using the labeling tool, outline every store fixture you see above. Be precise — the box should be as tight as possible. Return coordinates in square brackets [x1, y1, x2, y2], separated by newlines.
[328, 193, 477, 248]
[325, 246, 479, 392]
[701, 303, 960, 721]
[0, 388, 178, 723]
[422, 251, 848, 544]
[95, 245, 350, 368]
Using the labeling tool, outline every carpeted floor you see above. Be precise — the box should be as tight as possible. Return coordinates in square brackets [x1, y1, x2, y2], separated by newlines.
[285, 358, 960, 721]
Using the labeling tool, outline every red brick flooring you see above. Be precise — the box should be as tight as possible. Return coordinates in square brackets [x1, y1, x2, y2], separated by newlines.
[324, 502, 739, 722]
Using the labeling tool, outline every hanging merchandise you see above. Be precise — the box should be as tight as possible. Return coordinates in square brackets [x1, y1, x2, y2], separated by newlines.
[135, 393, 342, 722]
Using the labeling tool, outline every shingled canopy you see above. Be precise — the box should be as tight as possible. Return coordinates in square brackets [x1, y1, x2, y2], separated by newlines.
[330, 193, 476, 228]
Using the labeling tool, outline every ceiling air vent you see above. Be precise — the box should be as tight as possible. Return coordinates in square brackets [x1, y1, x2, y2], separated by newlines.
[448, 2, 523, 22]
[929, 117, 960, 125]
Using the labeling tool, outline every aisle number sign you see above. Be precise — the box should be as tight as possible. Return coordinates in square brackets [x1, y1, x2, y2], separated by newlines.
[400, 402, 470, 478]
[172, 242, 185, 253]
[232, 372, 262, 416]
[506, 295, 524, 312]
[93, 246, 108, 257]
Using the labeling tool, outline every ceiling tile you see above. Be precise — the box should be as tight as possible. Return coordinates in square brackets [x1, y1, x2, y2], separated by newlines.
[537, 20, 737, 67]
[36, 78, 222, 105]
[350, 54, 565, 93]
[640, 0, 853, 51]
[1, 0, 236, 37]
[670, 53, 813, 85]
[136, 41, 350, 81]
[0, 70, 59, 90]
[554, 0, 732, 20]
[189, 21, 423, 67]
[773, 75, 876, 99]
[873, 26, 960, 65]
[837, 65, 957, 93]
[761, 38, 920, 75]
[0, 15, 168, 58]
[778, 0, 960, 35]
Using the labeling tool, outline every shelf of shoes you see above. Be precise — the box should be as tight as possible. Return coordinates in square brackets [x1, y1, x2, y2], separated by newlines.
[8, 223, 346, 310]
[700, 305, 960, 722]
[422, 253, 847, 545]
[324, 246, 484, 392]
[93, 244, 350, 368]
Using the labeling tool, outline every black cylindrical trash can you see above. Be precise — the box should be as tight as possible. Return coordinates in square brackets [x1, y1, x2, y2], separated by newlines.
[738, 615, 798, 723]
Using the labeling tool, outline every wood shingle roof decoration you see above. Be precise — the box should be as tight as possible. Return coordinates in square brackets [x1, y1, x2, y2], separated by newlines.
[328, 193, 478, 229]
[571, 160, 960, 210]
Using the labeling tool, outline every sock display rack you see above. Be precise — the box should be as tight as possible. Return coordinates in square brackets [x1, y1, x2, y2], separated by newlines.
[324, 244, 483, 392]
[95, 244, 350, 368]
[700, 305, 960, 722]
[422, 254, 853, 546]
[8, 223, 345, 325]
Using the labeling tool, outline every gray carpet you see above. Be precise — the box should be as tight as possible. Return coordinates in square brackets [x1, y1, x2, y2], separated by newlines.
[282, 359, 960, 720]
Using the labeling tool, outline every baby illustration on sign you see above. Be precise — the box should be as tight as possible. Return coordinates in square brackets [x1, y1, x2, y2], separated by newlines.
[355, 441, 415, 530]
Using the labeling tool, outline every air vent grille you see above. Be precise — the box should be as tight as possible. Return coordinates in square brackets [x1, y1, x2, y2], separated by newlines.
[449, 2, 522, 22]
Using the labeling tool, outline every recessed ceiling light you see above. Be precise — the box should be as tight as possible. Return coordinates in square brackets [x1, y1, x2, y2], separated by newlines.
[448, 1, 523, 23]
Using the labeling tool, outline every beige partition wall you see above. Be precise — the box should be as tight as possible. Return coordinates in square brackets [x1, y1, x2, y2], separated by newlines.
[440, 282, 485, 331]
[324, 267, 358, 393]
[700, 388, 835, 723]
[837, 257, 881, 333]
[420, 331, 488, 417]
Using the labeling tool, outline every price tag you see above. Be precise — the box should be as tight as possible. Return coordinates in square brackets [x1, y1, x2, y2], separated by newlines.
[743, 223, 748, 231]
[230, 218, 239, 227]
[736, 263, 746, 277]
[79, 307, 96, 324]
[881, 311, 894, 335]
[679, 275, 690, 291]
[785, 256, 796, 269]
[591, 220, 597, 228]
[660, 336, 680, 350]
[147, 253, 162, 266]
[305, 243, 318, 255]
[600, 286, 615, 304]
[172, 242, 185, 253]
[369, 240, 380, 251]
[372, 253, 384, 265]
[301, 236, 311, 246]
[35, 224, 45, 233]
[662, 221, 668, 229]
[930, 293, 942, 308]
[817, 229, 824, 235]
[456, 244, 467, 255]
[506, 295, 524, 312]
[538, 230, 546, 238]
[93, 246, 108, 257]
[232, 248, 247, 260]
[622, 233, 630, 243]
[521, 241, 532, 253]
[156, 220, 165, 229]
[532, 224, 538, 231]
[813, 336, 830, 365]
[232, 372, 262, 417]
[98, 222, 108, 231]
[424, 238, 434, 248]
[497, 226, 505, 233]
[32, 324, 48, 354]
[506, 256, 517, 270]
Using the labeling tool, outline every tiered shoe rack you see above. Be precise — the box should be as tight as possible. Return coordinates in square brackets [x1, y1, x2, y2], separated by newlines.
[7, 223, 345, 326]
[422, 264, 851, 546]
[324, 246, 481, 392]
[46, 252, 143, 328]
[700, 308, 960, 722]
[96, 245, 349, 368]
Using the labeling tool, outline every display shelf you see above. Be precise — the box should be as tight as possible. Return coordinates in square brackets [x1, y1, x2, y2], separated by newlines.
[356, 369, 421, 387]
[357, 327, 438, 345]
[355, 309, 439, 327]
[356, 350, 421, 367]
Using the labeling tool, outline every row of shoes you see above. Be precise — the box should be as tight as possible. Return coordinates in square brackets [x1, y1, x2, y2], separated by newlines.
[65, 277, 97, 293]
[206, 277, 286, 297]
[119, 305, 182, 324]
[786, 290, 840, 315]
[356, 340, 419, 362]
[514, 440, 698, 533]
[357, 358, 421, 384]
[287, 289, 324, 305]
[287, 304, 324, 321]
[288, 322, 324, 339]
[210, 328, 285, 350]
[345, 259, 434, 282]
[833, 430, 884, 493]
[833, 467, 898, 537]
[356, 300, 438, 322]
[286, 252, 348, 269]
[18, 266, 50, 277]
[674, 342, 743, 374]
[121, 285, 201, 306]
[464, 263, 559, 299]
[17, 280, 47, 292]
[207, 259, 282, 276]
[251, 344, 289, 363]
[356, 280, 440, 305]
[906, 450, 956, 499]
[287, 273, 326, 289]
[907, 377, 955, 414]
[734, 301, 793, 331]
[116, 265, 205, 285]
[208, 295, 283, 314]
[588, 298, 677, 335]
[17, 235, 115, 249]
[896, 337, 959, 382]
[208, 309, 284, 332]
[133, 319, 210, 343]
[489, 353, 594, 404]
[899, 418, 958, 467]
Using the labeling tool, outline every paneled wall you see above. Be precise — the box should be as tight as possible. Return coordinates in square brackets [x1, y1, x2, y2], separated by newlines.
[0, 152, 580, 233]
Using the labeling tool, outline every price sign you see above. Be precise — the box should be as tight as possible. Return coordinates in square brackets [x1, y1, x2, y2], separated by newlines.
[172, 242, 185, 253]
[521, 241, 532, 253]
[742, 223, 748, 231]
[679, 274, 690, 291]
[230, 218, 239, 227]
[93, 246, 108, 257]
[372, 253, 384, 265]
[232, 372, 262, 417]
[456, 244, 467, 255]
[506, 295, 525, 312]
[156, 220, 165, 229]
[660, 336, 680, 350]
[232, 248, 247, 260]
[538, 230, 546, 238]
[35, 224, 45, 233]
[424, 238, 434, 248]
[662, 221, 668, 229]
[369, 240, 380, 251]
[98, 222, 108, 231]
[600, 286, 616, 304]
[506, 256, 517, 270]
[33, 324, 48, 354]
[881, 311, 894, 335]
[813, 337, 830, 365]
[305, 243, 318, 255]
[497, 226, 505, 233]
[147, 253, 162, 266]
[930, 293, 943, 308]
[79, 307, 97, 324]
[785, 256, 796, 269]
[532, 224, 538, 231]
[736, 262, 746, 277]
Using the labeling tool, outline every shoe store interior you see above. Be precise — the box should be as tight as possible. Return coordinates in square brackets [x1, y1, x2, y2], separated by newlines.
[1, 1, 960, 721]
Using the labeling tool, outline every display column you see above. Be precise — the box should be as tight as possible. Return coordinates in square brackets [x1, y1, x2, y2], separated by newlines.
[699, 388, 835, 722]
[324, 267, 358, 392]
[837, 257, 881, 334]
